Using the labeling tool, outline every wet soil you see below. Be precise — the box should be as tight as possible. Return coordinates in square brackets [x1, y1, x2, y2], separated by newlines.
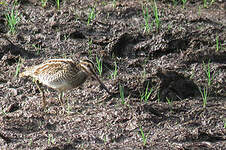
[0, 0, 226, 149]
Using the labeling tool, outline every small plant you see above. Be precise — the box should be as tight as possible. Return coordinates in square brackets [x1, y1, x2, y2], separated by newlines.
[139, 126, 150, 146]
[190, 67, 195, 79]
[48, 134, 56, 145]
[141, 59, 148, 79]
[101, 1, 106, 6]
[203, 0, 207, 8]
[119, 84, 125, 105]
[199, 87, 208, 108]
[166, 97, 173, 111]
[5, 6, 20, 34]
[103, 135, 107, 144]
[153, 0, 160, 30]
[210, 0, 215, 6]
[0, 108, 7, 116]
[32, 44, 42, 55]
[141, 68, 146, 79]
[74, 11, 79, 22]
[181, 0, 187, 9]
[202, 60, 214, 87]
[41, 0, 47, 7]
[13, 0, 19, 5]
[0, 1, 7, 5]
[66, 100, 72, 114]
[167, 23, 172, 31]
[141, 82, 153, 103]
[15, 57, 23, 77]
[110, 62, 118, 79]
[203, 0, 215, 8]
[87, 6, 96, 25]
[96, 56, 102, 76]
[216, 35, 219, 52]
[28, 138, 33, 146]
[56, 0, 60, 9]
[172, 0, 178, 6]
[112, 0, 116, 8]
[142, 5, 152, 33]
[198, 5, 201, 16]
[157, 91, 161, 103]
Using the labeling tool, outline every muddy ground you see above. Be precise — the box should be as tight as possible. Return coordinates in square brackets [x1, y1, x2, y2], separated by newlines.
[0, 0, 226, 149]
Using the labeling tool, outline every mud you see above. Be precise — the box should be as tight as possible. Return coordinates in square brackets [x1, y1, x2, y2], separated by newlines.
[0, 0, 225, 149]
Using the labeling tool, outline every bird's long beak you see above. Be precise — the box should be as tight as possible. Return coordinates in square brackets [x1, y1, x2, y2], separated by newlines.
[93, 74, 111, 95]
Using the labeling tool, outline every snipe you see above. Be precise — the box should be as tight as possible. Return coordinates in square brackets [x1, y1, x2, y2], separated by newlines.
[19, 58, 111, 108]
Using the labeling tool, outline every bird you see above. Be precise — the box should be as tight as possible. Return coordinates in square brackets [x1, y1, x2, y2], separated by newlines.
[19, 58, 111, 108]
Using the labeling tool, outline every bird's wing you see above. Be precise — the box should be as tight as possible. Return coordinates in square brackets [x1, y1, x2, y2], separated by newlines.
[33, 59, 79, 81]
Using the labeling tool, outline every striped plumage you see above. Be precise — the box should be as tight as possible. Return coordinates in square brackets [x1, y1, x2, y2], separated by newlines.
[20, 59, 111, 108]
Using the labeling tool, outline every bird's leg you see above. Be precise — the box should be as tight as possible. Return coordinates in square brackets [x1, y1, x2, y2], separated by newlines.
[35, 80, 46, 108]
[58, 91, 64, 105]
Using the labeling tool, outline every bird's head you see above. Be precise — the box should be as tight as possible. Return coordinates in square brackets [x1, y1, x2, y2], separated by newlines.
[79, 59, 96, 77]
[79, 59, 111, 95]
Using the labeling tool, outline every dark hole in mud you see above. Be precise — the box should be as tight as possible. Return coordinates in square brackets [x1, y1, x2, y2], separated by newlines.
[16, 0, 31, 5]
[6, 102, 20, 113]
[111, 33, 139, 57]
[166, 38, 189, 51]
[142, 104, 165, 118]
[1, 53, 19, 65]
[183, 50, 226, 65]
[52, 24, 60, 30]
[198, 131, 225, 142]
[1, 44, 38, 59]
[72, 137, 83, 144]
[45, 122, 56, 130]
[69, 31, 86, 39]
[156, 69, 199, 101]
[0, 133, 11, 143]
[17, 34, 26, 43]
[46, 147, 60, 150]
[113, 134, 125, 143]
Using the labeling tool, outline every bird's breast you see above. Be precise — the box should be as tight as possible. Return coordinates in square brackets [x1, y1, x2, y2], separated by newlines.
[38, 70, 89, 91]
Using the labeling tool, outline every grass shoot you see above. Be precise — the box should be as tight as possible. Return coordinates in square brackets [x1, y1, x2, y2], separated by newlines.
[56, 0, 60, 9]
[41, 0, 48, 8]
[142, 5, 152, 34]
[202, 60, 214, 87]
[111, 62, 118, 79]
[181, 0, 187, 9]
[166, 97, 173, 111]
[203, 0, 207, 8]
[139, 126, 150, 146]
[15, 57, 23, 77]
[119, 84, 125, 105]
[199, 87, 208, 108]
[96, 56, 102, 76]
[141, 82, 153, 103]
[87, 6, 96, 25]
[153, 0, 160, 30]
[48, 134, 56, 145]
[112, 0, 116, 8]
[5, 6, 20, 34]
